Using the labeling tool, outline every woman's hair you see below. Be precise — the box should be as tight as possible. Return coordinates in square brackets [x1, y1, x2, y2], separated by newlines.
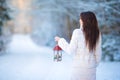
[80, 11, 100, 52]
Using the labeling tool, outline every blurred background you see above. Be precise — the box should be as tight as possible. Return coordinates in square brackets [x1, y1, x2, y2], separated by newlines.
[0, 0, 120, 62]
[0, 0, 120, 80]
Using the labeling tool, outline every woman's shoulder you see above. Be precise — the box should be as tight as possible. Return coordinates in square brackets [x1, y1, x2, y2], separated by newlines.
[73, 29, 82, 35]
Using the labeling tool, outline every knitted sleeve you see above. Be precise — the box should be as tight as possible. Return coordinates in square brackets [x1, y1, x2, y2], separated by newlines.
[58, 29, 78, 54]
[95, 34, 102, 66]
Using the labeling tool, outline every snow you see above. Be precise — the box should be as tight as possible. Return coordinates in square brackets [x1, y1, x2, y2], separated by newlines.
[0, 34, 120, 80]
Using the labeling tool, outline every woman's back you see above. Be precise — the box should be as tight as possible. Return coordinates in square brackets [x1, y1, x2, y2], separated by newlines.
[72, 29, 101, 68]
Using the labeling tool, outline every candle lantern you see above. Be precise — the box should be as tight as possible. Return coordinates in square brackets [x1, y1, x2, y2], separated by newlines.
[53, 44, 62, 62]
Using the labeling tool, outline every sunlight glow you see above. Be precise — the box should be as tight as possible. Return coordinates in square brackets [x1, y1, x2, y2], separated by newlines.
[10, 0, 32, 34]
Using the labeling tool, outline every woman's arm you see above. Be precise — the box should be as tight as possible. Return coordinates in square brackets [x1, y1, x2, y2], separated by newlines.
[57, 29, 78, 54]
[95, 34, 102, 66]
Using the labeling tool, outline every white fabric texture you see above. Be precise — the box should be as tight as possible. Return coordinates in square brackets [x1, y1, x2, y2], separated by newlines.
[58, 29, 102, 80]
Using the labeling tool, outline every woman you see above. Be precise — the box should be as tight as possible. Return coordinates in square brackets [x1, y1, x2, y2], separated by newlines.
[55, 11, 102, 80]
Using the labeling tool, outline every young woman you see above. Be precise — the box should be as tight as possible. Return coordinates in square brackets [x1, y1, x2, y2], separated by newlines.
[55, 11, 102, 80]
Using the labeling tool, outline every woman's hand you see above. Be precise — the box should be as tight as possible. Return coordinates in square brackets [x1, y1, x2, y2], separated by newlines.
[55, 36, 60, 42]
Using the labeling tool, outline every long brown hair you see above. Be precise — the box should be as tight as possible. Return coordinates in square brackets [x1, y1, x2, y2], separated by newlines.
[80, 11, 100, 52]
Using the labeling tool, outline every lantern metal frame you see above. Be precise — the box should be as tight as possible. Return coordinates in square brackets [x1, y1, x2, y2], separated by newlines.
[53, 45, 62, 62]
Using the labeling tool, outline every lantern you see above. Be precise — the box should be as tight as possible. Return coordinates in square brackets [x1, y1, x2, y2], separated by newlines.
[53, 44, 62, 62]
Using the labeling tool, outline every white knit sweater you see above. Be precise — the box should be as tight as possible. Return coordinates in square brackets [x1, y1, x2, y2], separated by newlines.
[58, 28, 102, 68]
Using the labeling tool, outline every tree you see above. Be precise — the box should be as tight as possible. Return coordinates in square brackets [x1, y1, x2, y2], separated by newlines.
[0, 0, 10, 52]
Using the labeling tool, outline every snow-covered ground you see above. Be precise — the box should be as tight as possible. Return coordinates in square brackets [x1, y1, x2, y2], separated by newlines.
[0, 34, 120, 80]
